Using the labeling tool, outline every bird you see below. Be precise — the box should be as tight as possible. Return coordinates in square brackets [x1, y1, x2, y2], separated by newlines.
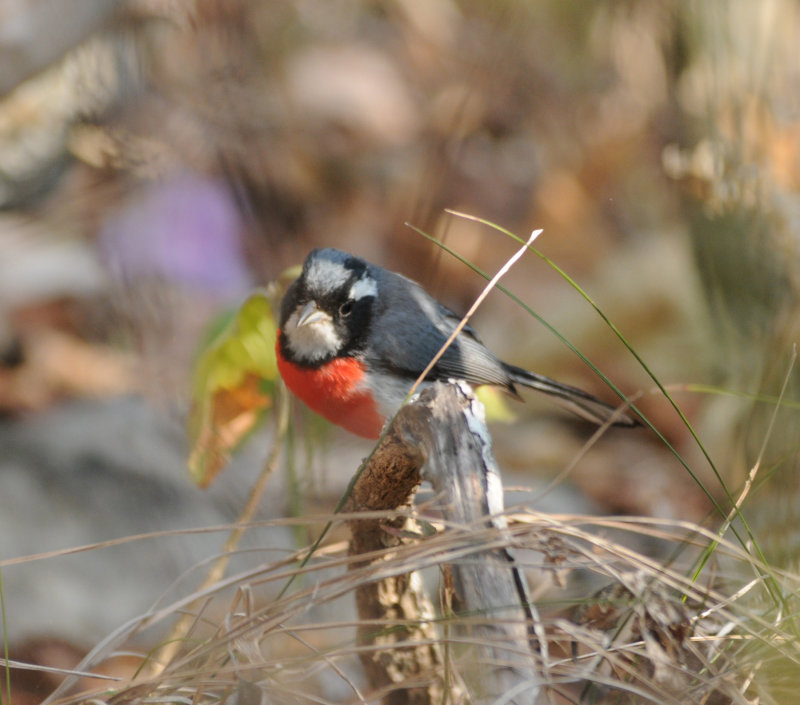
[276, 247, 638, 439]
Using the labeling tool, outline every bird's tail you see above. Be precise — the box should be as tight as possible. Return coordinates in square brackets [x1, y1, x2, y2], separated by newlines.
[504, 364, 640, 428]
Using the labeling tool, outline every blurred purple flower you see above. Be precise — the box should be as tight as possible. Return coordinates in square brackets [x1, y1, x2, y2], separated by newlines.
[99, 173, 251, 298]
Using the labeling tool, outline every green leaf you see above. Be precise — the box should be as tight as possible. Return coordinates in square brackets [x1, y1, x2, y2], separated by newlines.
[476, 386, 517, 423]
[188, 290, 278, 487]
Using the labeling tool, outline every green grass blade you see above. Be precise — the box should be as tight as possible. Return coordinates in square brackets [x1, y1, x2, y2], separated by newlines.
[411, 215, 786, 607]
[683, 382, 800, 410]
[0, 567, 10, 705]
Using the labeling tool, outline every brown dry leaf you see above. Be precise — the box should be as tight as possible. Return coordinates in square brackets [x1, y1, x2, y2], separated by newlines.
[186, 290, 278, 487]
[188, 371, 272, 488]
[0, 328, 134, 413]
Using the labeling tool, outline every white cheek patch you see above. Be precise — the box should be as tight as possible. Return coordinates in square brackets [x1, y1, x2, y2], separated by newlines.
[349, 276, 378, 301]
[285, 308, 342, 362]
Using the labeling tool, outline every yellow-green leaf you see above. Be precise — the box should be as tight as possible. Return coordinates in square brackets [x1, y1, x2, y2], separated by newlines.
[476, 385, 517, 424]
[188, 290, 278, 487]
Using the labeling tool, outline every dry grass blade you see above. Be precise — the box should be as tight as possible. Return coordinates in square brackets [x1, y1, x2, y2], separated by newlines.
[28, 501, 796, 704]
[145, 385, 291, 678]
[406, 228, 542, 401]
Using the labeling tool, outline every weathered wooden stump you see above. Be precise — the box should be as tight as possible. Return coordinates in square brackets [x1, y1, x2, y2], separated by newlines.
[346, 381, 540, 705]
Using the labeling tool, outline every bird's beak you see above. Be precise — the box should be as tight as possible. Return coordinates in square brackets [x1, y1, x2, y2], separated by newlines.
[296, 300, 331, 328]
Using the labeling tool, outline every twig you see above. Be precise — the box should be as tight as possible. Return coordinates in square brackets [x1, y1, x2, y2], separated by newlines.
[146, 386, 291, 676]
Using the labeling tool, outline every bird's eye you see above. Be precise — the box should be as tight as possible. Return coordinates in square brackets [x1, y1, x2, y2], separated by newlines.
[339, 301, 353, 317]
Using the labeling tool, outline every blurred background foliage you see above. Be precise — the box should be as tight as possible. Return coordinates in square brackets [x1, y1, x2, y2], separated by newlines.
[2, 0, 800, 697]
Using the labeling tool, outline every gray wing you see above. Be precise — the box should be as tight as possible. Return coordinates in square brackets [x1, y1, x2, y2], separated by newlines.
[367, 268, 514, 389]
[367, 266, 640, 428]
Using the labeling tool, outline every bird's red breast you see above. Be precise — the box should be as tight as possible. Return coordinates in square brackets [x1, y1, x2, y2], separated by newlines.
[276, 333, 384, 439]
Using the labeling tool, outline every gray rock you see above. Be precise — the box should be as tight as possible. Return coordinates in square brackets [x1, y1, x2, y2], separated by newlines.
[0, 396, 289, 642]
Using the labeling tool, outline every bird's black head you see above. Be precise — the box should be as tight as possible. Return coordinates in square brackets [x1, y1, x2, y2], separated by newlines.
[279, 248, 378, 366]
